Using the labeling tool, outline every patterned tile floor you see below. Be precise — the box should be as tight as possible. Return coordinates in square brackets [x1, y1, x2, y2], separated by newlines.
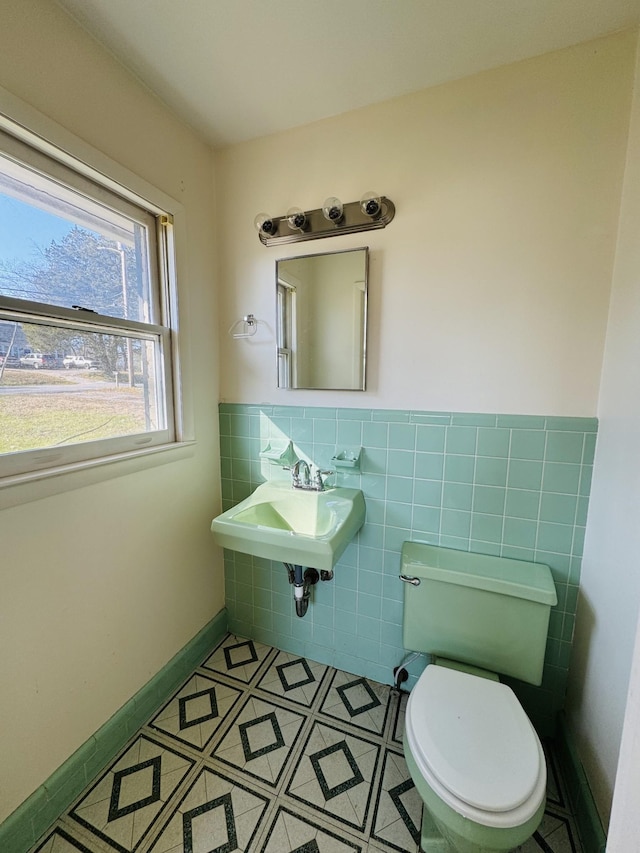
[31, 635, 584, 853]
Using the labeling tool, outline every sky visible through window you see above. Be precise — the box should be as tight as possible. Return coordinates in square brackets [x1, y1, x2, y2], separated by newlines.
[0, 193, 75, 264]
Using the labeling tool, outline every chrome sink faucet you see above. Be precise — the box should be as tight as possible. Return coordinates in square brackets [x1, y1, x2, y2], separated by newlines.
[289, 459, 334, 491]
[291, 459, 311, 489]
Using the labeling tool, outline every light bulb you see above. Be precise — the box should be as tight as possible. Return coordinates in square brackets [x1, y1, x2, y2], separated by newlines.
[254, 212, 277, 236]
[360, 191, 382, 218]
[286, 207, 307, 230]
[322, 197, 344, 223]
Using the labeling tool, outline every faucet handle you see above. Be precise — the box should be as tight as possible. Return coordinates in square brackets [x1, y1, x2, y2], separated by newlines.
[313, 468, 335, 489]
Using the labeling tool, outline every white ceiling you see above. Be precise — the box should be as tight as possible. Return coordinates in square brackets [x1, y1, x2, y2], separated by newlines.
[56, 0, 640, 148]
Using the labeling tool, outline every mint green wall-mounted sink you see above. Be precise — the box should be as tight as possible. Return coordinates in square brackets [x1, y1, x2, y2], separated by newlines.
[210, 481, 365, 571]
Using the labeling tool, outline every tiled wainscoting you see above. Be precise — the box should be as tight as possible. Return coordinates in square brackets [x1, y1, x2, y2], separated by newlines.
[220, 405, 596, 735]
[30, 635, 584, 853]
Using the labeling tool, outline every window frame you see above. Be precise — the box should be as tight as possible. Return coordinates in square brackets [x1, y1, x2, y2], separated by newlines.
[0, 97, 186, 491]
[276, 274, 298, 390]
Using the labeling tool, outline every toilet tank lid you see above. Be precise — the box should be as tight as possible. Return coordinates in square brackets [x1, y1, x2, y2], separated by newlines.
[401, 543, 557, 605]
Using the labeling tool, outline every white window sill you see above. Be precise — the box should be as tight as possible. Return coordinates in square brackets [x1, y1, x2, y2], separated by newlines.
[0, 441, 196, 510]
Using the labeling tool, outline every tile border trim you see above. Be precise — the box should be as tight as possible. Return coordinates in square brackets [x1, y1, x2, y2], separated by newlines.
[555, 712, 607, 853]
[218, 403, 599, 433]
[0, 607, 228, 853]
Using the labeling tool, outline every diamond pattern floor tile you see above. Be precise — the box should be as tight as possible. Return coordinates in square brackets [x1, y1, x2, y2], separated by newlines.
[370, 749, 421, 853]
[202, 634, 273, 684]
[28, 635, 585, 853]
[286, 721, 380, 832]
[147, 767, 272, 852]
[257, 651, 329, 708]
[320, 671, 391, 736]
[211, 695, 307, 788]
[260, 806, 364, 852]
[149, 672, 243, 751]
[69, 735, 194, 853]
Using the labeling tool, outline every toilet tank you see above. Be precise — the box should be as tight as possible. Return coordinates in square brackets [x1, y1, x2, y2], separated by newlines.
[401, 542, 557, 686]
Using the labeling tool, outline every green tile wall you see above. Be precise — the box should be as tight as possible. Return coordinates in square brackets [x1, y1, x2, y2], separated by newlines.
[219, 404, 597, 735]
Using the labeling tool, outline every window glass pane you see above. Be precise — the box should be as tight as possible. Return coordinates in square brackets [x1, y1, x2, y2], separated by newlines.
[0, 151, 152, 322]
[0, 319, 165, 455]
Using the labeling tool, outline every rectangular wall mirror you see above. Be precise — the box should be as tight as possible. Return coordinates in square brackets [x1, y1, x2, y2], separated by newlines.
[276, 247, 368, 390]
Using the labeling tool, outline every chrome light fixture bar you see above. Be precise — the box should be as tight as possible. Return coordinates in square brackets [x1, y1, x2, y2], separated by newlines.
[254, 192, 395, 246]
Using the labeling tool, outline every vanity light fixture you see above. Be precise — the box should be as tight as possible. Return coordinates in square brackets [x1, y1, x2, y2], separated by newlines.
[360, 191, 382, 218]
[322, 196, 344, 223]
[254, 212, 278, 237]
[254, 192, 395, 246]
[286, 207, 307, 231]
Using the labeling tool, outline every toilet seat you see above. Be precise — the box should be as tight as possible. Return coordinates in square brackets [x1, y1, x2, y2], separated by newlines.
[405, 665, 547, 829]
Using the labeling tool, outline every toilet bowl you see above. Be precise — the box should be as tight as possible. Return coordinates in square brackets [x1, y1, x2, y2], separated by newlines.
[398, 542, 557, 851]
[404, 664, 547, 853]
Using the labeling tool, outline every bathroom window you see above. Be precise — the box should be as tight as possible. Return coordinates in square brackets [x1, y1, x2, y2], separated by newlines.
[0, 122, 179, 481]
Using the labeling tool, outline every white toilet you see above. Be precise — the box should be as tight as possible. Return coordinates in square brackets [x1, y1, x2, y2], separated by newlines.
[399, 542, 557, 853]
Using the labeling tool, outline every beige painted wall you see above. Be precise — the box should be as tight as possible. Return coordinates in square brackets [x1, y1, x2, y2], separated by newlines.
[216, 31, 635, 416]
[0, 0, 222, 822]
[567, 32, 640, 830]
